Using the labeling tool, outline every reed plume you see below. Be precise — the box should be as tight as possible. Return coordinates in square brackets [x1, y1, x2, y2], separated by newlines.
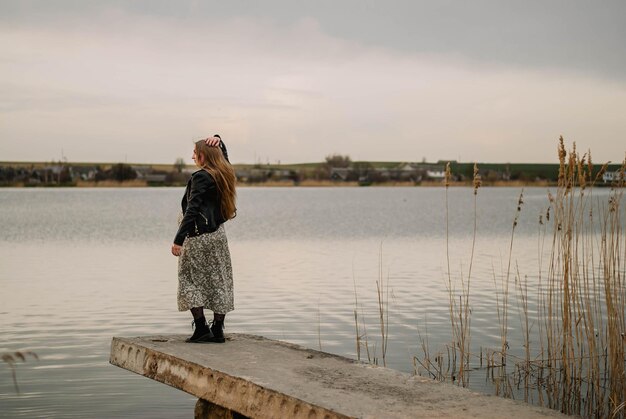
[2, 351, 39, 394]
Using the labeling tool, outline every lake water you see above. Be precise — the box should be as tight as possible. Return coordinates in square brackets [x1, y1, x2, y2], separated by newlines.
[0, 186, 619, 417]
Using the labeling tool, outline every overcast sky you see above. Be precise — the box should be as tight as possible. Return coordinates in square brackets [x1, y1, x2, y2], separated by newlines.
[1, 0, 625, 164]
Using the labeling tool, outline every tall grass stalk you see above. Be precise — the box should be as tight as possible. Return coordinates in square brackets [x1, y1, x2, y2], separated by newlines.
[429, 162, 480, 385]
[351, 243, 391, 367]
[376, 243, 390, 367]
[413, 138, 625, 417]
[352, 264, 372, 363]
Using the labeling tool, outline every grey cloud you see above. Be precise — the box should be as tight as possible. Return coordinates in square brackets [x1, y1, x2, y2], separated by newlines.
[2, 0, 625, 79]
[1, 0, 625, 164]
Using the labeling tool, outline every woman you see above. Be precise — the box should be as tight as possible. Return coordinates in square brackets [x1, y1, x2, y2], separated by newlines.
[171, 138, 236, 343]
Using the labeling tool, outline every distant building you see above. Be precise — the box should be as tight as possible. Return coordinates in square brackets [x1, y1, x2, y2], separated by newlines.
[425, 169, 445, 181]
[132, 166, 153, 180]
[72, 165, 99, 180]
[603, 170, 623, 184]
[408, 163, 446, 181]
[329, 167, 350, 181]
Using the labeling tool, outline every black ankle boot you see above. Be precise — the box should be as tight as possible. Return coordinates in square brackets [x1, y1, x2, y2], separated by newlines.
[208, 320, 225, 343]
[186, 317, 214, 343]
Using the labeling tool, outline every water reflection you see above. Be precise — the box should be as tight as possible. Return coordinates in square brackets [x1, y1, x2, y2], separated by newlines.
[0, 186, 621, 417]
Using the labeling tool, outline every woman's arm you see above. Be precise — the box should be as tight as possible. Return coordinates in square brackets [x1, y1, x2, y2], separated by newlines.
[205, 135, 229, 163]
[173, 172, 215, 246]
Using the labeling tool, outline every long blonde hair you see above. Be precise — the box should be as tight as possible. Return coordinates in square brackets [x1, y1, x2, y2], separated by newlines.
[194, 140, 237, 220]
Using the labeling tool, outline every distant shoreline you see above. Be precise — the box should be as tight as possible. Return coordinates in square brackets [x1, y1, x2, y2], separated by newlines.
[1, 179, 559, 188]
[2, 160, 620, 188]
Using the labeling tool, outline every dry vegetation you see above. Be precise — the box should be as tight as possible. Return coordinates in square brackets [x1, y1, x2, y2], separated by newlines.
[353, 244, 391, 367]
[1, 351, 39, 394]
[355, 137, 625, 417]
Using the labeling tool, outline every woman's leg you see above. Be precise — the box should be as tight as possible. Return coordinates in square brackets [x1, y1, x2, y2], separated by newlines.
[210, 313, 226, 343]
[186, 306, 212, 342]
[190, 306, 205, 320]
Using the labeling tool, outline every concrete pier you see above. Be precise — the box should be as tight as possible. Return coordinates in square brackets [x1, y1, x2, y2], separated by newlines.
[110, 334, 565, 418]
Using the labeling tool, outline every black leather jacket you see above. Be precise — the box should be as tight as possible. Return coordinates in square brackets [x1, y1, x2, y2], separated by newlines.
[173, 141, 230, 246]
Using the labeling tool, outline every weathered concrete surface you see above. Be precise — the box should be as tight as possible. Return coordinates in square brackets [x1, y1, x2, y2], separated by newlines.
[110, 334, 565, 418]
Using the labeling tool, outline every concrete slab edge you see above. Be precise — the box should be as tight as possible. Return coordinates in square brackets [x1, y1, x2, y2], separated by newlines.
[109, 336, 353, 419]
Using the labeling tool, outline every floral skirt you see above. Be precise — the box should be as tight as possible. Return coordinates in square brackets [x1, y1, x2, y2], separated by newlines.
[177, 224, 234, 313]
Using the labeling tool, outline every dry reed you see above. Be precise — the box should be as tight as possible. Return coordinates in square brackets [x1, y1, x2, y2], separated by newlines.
[1, 351, 39, 394]
[413, 137, 625, 417]
[351, 242, 392, 367]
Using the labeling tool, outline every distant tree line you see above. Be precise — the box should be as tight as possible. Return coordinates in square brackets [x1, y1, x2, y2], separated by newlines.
[1, 157, 621, 187]
[0, 162, 140, 186]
